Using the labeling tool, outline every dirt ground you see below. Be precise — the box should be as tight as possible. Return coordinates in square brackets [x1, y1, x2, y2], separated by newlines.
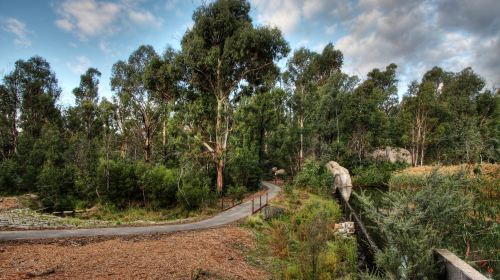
[0, 226, 269, 280]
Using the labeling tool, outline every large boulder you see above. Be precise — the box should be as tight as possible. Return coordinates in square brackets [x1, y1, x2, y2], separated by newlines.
[371, 146, 412, 165]
[325, 161, 353, 201]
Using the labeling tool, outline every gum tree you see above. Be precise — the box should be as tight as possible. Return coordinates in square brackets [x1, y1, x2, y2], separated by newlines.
[180, 0, 289, 193]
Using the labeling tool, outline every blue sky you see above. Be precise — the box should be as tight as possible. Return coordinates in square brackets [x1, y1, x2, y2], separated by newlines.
[1, 0, 499, 106]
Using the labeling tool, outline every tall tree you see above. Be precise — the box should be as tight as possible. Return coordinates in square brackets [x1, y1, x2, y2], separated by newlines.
[180, 0, 289, 193]
[111, 45, 162, 162]
[144, 47, 181, 161]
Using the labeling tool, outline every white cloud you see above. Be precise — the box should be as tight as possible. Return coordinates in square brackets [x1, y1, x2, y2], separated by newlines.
[54, 0, 161, 40]
[128, 10, 159, 26]
[55, 19, 74, 32]
[251, 0, 301, 33]
[67, 56, 91, 74]
[1, 17, 32, 47]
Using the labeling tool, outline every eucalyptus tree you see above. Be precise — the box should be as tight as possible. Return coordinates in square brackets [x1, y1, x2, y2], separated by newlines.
[284, 44, 343, 167]
[111, 45, 164, 162]
[2, 57, 63, 192]
[144, 47, 182, 159]
[65, 68, 103, 200]
[70, 68, 102, 139]
[341, 64, 398, 162]
[179, 0, 289, 193]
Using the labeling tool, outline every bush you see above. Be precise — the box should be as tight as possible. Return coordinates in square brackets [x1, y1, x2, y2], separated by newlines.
[176, 172, 213, 210]
[352, 162, 407, 187]
[293, 158, 333, 194]
[388, 173, 427, 191]
[227, 147, 263, 191]
[226, 185, 247, 201]
[36, 162, 76, 210]
[0, 159, 19, 195]
[293, 197, 342, 279]
[96, 159, 140, 208]
[356, 171, 474, 279]
[318, 238, 358, 279]
[139, 165, 178, 209]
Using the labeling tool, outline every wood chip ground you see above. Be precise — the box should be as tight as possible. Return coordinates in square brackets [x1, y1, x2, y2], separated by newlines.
[0, 226, 269, 280]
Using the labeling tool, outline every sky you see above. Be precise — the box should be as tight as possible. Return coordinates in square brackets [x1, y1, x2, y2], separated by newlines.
[1, 0, 499, 106]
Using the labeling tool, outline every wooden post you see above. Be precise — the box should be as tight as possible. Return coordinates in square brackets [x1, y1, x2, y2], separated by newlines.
[252, 199, 254, 213]
[266, 192, 268, 205]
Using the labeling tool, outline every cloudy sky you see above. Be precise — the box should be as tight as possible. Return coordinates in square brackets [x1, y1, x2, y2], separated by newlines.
[1, 0, 499, 105]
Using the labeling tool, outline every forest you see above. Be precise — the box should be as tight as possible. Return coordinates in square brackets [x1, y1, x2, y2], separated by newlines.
[0, 0, 498, 213]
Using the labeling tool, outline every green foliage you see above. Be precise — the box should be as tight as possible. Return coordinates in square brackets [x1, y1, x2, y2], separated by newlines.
[293, 158, 333, 195]
[0, 159, 18, 194]
[226, 184, 247, 201]
[227, 146, 262, 191]
[96, 159, 140, 208]
[36, 162, 76, 211]
[388, 173, 428, 191]
[251, 191, 357, 280]
[139, 165, 179, 209]
[176, 181, 212, 211]
[352, 162, 407, 187]
[357, 171, 475, 279]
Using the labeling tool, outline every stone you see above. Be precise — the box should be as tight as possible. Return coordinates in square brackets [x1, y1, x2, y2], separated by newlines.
[325, 161, 353, 201]
[371, 146, 412, 165]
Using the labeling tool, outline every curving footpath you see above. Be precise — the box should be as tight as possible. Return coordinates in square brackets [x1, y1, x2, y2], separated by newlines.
[0, 181, 280, 241]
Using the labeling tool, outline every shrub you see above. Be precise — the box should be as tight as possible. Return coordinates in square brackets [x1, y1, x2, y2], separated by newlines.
[352, 162, 407, 187]
[36, 162, 76, 210]
[0, 159, 19, 195]
[318, 238, 358, 279]
[96, 159, 140, 208]
[356, 171, 474, 279]
[268, 220, 290, 259]
[176, 172, 213, 210]
[388, 173, 427, 191]
[226, 185, 247, 201]
[139, 165, 178, 209]
[294, 158, 333, 194]
[245, 213, 265, 229]
[227, 147, 263, 191]
[293, 197, 342, 279]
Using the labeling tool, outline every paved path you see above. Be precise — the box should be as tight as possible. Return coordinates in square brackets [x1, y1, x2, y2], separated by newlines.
[0, 182, 280, 241]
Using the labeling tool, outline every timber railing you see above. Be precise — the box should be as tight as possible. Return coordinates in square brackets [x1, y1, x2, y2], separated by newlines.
[220, 197, 242, 211]
[251, 191, 269, 214]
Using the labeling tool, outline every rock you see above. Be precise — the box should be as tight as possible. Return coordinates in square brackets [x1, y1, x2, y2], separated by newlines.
[263, 205, 286, 220]
[325, 161, 353, 201]
[334, 222, 355, 235]
[371, 146, 412, 165]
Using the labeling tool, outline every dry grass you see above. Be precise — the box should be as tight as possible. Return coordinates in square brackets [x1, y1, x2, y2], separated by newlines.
[398, 163, 500, 179]
[0, 226, 269, 280]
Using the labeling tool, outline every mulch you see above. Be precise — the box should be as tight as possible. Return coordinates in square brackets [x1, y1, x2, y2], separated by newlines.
[0, 226, 269, 280]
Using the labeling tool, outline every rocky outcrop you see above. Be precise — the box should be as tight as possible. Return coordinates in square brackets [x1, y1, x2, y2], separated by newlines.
[371, 146, 412, 165]
[325, 161, 353, 201]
